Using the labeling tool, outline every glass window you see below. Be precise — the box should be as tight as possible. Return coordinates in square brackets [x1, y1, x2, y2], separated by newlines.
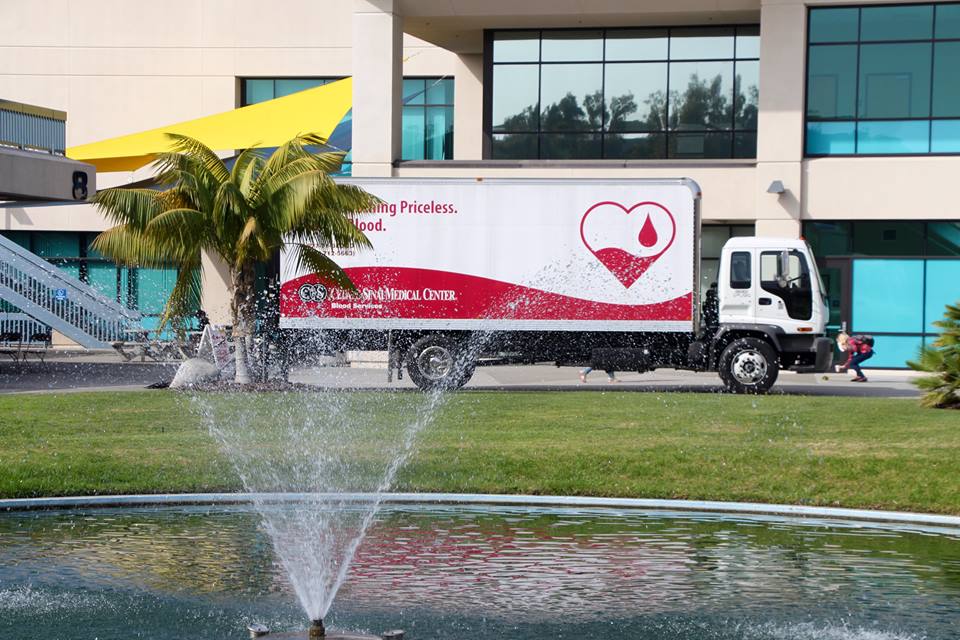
[804, 221, 852, 256]
[932, 42, 960, 118]
[425, 106, 453, 160]
[925, 260, 960, 331]
[274, 78, 326, 97]
[244, 79, 274, 105]
[927, 222, 960, 256]
[491, 133, 538, 159]
[488, 27, 757, 159]
[541, 30, 603, 61]
[730, 251, 751, 289]
[807, 45, 858, 120]
[604, 63, 668, 131]
[401, 107, 426, 160]
[426, 78, 454, 105]
[603, 132, 666, 159]
[492, 65, 539, 132]
[605, 29, 668, 61]
[857, 121, 930, 154]
[852, 222, 926, 256]
[539, 64, 603, 131]
[402, 78, 455, 160]
[702, 226, 730, 258]
[670, 27, 734, 59]
[809, 8, 860, 43]
[806, 121, 856, 155]
[493, 31, 540, 62]
[860, 5, 933, 41]
[806, 5, 960, 157]
[853, 259, 924, 332]
[858, 43, 931, 119]
[403, 78, 426, 105]
[936, 3, 960, 38]
[668, 61, 733, 130]
[760, 250, 813, 320]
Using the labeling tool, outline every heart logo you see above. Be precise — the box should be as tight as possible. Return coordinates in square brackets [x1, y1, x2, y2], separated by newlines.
[579, 201, 677, 288]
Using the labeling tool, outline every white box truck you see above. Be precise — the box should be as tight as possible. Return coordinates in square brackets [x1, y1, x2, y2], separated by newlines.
[279, 178, 833, 393]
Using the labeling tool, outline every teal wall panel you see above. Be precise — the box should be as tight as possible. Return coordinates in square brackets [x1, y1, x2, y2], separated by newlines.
[852, 259, 924, 333]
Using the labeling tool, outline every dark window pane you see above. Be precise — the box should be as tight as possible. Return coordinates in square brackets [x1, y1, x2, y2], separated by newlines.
[491, 133, 538, 159]
[858, 43, 931, 118]
[670, 27, 734, 59]
[806, 121, 855, 155]
[807, 45, 858, 119]
[668, 132, 733, 158]
[492, 65, 539, 132]
[605, 29, 668, 60]
[933, 42, 960, 118]
[540, 133, 602, 159]
[809, 8, 860, 43]
[733, 131, 757, 158]
[245, 79, 274, 105]
[803, 221, 852, 256]
[852, 222, 925, 256]
[668, 61, 733, 130]
[936, 3, 960, 38]
[861, 5, 933, 41]
[275, 78, 325, 97]
[603, 132, 667, 159]
[425, 106, 454, 160]
[541, 30, 603, 61]
[425, 78, 454, 105]
[857, 120, 930, 154]
[931, 119, 960, 152]
[927, 222, 960, 256]
[735, 60, 759, 129]
[604, 63, 668, 131]
[735, 26, 760, 59]
[493, 31, 539, 62]
[730, 251, 751, 289]
[403, 78, 426, 105]
[401, 106, 425, 160]
[540, 64, 603, 131]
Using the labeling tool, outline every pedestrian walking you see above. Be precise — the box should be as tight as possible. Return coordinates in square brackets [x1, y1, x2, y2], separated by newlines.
[579, 366, 620, 383]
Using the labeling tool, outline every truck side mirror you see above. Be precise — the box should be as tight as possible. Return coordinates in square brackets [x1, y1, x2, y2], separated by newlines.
[777, 251, 790, 287]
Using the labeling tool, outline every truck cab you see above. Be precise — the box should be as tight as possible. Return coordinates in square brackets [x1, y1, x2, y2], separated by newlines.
[706, 237, 833, 392]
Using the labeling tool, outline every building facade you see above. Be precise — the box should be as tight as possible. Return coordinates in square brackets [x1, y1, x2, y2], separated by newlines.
[1, 0, 958, 366]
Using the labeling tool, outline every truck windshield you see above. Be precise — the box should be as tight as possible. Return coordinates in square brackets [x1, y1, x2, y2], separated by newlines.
[760, 250, 812, 320]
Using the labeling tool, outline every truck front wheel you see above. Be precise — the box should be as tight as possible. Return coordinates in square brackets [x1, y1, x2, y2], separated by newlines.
[718, 337, 779, 394]
[405, 335, 475, 392]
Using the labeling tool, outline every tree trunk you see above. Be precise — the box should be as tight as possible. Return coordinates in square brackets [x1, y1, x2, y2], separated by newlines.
[231, 262, 256, 385]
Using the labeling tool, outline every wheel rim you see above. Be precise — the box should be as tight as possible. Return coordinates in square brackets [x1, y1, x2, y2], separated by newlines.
[416, 345, 454, 381]
[730, 349, 768, 385]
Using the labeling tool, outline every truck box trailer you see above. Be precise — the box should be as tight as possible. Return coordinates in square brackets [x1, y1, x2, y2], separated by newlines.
[279, 178, 833, 392]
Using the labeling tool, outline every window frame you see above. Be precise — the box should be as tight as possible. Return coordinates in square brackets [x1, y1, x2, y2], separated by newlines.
[483, 25, 761, 160]
[804, 2, 960, 158]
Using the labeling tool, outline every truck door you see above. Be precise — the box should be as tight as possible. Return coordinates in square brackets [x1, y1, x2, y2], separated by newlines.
[756, 249, 815, 331]
[719, 249, 755, 323]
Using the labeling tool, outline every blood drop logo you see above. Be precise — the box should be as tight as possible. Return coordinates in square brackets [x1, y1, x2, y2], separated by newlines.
[579, 201, 677, 288]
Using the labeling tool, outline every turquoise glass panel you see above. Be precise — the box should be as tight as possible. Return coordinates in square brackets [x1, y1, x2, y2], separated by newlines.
[244, 79, 274, 105]
[1, 231, 30, 249]
[858, 43, 931, 119]
[865, 335, 924, 368]
[137, 268, 173, 316]
[87, 263, 118, 301]
[57, 263, 80, 280]
[401, 106, 425, 160]
[806, 121, 855, 155]
[936, 3, 960, 38]
[34, 232, 79, 258]
[853, 259, 924, 333]
[931, 120, 960, 152]
[860, 5, 933, 41]
[924, 260, 960, 332]
[424, 106, 453, 160]
[932, 43, 960, 118]
[425, 78, 454, 105]
[809, 8, 860, 43]
[403, 78, 425, 105]
[927, 222, 960, 256]
[807, 45, 858, 119]
[274, 79, 325, 97]
[857, 121, 930, 154]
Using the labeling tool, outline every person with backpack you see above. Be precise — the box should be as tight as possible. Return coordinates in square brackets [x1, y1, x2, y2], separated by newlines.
[840, 334, 875, 382]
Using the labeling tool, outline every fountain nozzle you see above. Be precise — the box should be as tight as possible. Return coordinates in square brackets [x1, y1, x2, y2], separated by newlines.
[308, 619, 325, 638]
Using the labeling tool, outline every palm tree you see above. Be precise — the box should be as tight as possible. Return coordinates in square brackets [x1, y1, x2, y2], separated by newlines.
[909, 301, 960, 409]
[92, 133, 377, 383]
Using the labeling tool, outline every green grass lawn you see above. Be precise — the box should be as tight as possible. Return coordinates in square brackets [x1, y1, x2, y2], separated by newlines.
[0, 390, 958, 514]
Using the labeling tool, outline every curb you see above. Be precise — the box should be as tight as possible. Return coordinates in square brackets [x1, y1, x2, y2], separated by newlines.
[1, 492, 959, 529]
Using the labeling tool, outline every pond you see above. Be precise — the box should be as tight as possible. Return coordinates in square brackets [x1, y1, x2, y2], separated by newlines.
[0, 504, 958, 640]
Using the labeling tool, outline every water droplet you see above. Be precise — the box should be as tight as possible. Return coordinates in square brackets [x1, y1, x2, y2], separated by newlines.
[638, 215, 658, 248]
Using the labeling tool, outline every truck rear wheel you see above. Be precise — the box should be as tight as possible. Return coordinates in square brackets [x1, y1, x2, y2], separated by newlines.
[406, 335, 475, 392]
[718, 337, 779, 394]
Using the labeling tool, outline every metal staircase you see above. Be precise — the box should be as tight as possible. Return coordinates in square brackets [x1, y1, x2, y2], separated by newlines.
[0, 233, 141, 349]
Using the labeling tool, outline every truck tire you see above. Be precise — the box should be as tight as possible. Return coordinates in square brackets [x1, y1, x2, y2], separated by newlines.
[718, 337, 779, 394]
[406, 335, 475, 392]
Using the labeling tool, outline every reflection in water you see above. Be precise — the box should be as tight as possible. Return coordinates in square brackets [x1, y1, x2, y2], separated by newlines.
[0, 505, 957, 640]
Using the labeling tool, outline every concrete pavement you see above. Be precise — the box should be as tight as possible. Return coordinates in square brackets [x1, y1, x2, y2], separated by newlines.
[0, 349, 922, 397]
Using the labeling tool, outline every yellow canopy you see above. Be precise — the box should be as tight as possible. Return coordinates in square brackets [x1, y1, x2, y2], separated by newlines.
[67, 78, 353, 172]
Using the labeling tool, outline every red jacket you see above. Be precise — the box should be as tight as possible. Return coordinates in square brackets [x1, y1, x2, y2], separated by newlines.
[848, 338, 873, 355]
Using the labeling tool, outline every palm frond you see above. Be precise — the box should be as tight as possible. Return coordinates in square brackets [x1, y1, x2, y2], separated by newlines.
[292, 243, 358, 292]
